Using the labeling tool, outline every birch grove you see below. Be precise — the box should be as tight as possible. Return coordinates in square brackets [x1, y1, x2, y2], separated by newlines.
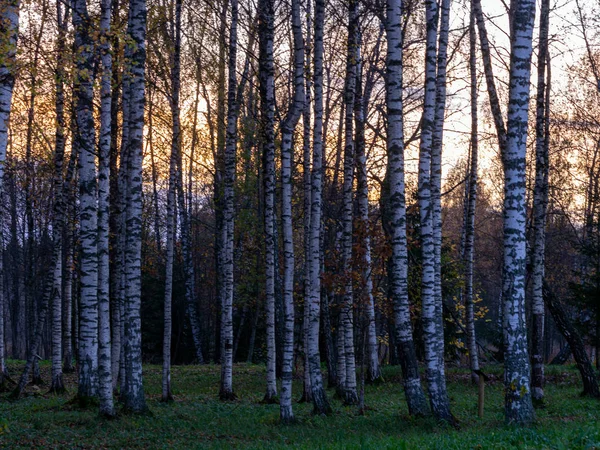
[4, 0, 600, 434]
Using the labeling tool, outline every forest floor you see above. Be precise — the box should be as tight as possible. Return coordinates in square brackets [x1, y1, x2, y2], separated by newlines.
[1, 361, 599, 449]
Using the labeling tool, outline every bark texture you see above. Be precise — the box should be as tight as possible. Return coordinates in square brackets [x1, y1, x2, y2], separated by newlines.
[384, 0, 429, 416]
[307, 0, 331, 415]
[280, 0, 304, 423]
[340, 0, 359, 405]
[502, 0, 536, 425]
[220, 0, 238, 401]
[418, 0, 453, 423]
[121, 0, 148, 413]
[464, 1, 479, 384]
[73, 0, 99, 402]
[97, 0, 114, 415]
[531, 0, 551, 403]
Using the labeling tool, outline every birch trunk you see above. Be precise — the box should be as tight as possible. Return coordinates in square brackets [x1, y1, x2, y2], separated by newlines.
[259, 0, 278, 403]
[97, 0, 114, 416]
[162, 0, 183, 403]
[162, 101, 176, 403]
[418, 0, 453, 423]
[176, 151, 204, 365]
[220, 0, 238, 401]
[336, 308, 347, 395]
[302, 0, 315, 400]
[121, 0, 148, 413]
[0, 0, 19, 191]
[531, 0, 550, 404]
[473, 0, 507, 153]
[148, 91, 161, 254]
[429, 0, 453, 419]
[503, 0, 536, 425]
[385, 0, 429, 417]
[73, 0, 99, 403]
[354, 38, 380, 384]
[340, 0, 359, 405]
[0, 208, 5, 387]
[464, 2, 480, 384]
[307, 0, 331, 415]
[174, 83, 204, 365]
[280, 0, 305, 422]
[116, 75, 129, 395]
[64, 127, 78, 375]
[63, 241, 74, 373]
[109, 0, 122, 388]
[49, 0, 67, 395]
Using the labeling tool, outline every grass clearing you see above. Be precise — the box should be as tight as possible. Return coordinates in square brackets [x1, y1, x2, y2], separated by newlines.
[1, 362, 599, 448]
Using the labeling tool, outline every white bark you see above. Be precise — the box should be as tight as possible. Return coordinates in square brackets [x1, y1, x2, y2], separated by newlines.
[49, 0, 67, 395]
[175, 149, 204, 364]
[340, 0, 359, 406]
[531, 0, 550, 403]
[73, 0, 99, 401]
[280, 0, 304, 423]
[354, 35, 380, 384]
[220, 0, 238, 401]
[162, 0, 184, 404]
[418, 0, 453, 423]
[430, 0, 451, 410]
[121, 0, 148, 413]
[502, 0, 536, 425]
[98, 0, 114, 416]
[385, 0, 429, 417]
[464, 2, 480, 382]
[302, 0, 314, 401]
[63, 240, 74, 373]
[162, 116, 176, 402]
[0, 0, 19, 189]
[307, 0, 331, 414]
[259, 0, 278, 402]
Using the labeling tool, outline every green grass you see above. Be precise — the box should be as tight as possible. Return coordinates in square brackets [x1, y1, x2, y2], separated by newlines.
[1, 361, 599, 449]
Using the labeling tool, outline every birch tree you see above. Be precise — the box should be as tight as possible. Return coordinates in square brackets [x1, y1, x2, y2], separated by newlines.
[473, 0, 507, 154]
[464, 1, 479, 383]
[418, 0, 453, 423]
[161, 0, 184, 403]
[340, 0, 359, 405]
[531, 0, 550, 404]
[220, 0, 238, 401]
[48, 0, 68, 395]
[354, 43, 380, 384]
[502, 0, 536, 425]
[97, 0, 114, 416]
[258, 0, 278, 403]
[0, 0, 19, 184]
[280, 0, 304, 422]
[162, 95, 176, 402]
[121, 0, 148, 413]
[73, 0, 99, 403]
[176, 133, 204, 365]
[384, 0, 429, 417]
[307, 0, 332, 415]
[431, 0, 450, 370]
[0, 0, 17, 383]
[302, 0, 315, 401]
[109, 0, 122, 387]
